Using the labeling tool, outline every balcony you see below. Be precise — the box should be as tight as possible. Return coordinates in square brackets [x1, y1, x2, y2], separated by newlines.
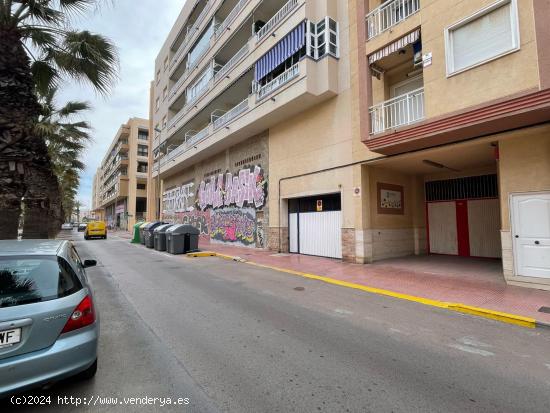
[366, 0, 420, 40]
[256, 62, 299, 100]
[369, 87, 425, 135]
[215, 0, 249, 39]
[154, 58, 338, 178]
[255, 0, 299, 42]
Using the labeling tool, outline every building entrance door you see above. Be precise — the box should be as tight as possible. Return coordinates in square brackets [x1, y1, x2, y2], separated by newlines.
[511, 192, 550, 279]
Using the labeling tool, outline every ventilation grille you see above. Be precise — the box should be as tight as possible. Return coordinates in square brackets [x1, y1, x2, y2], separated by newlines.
[425, 174, 498, 202]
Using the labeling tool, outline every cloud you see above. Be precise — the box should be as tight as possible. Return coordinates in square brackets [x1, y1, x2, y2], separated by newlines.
[57, 0, 182, 211]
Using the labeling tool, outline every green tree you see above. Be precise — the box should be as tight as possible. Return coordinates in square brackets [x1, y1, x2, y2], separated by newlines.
[0, 0, 118, 239]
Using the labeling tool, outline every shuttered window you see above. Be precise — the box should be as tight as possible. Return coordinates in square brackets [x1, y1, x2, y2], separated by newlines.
[445, 0, 519, 75]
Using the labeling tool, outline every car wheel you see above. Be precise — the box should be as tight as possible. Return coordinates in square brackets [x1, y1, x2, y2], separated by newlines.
[103, 234, 107, 239]
[76, 359, 97, 380]
[84, 235, 89, 240]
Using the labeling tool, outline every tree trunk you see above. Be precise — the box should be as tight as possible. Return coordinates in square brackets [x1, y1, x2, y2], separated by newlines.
[0, 26, 55, 239]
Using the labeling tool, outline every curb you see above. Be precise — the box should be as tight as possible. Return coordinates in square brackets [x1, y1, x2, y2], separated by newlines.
[189, 251, 544, 329]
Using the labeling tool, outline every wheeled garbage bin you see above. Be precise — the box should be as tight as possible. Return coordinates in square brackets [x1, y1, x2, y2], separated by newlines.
[154, 224, 173, 251]
[144, 221, 165, 248]
[139, 222, 150, 245]
[166, 225, 200, 255]
[131, 220, 145, 243]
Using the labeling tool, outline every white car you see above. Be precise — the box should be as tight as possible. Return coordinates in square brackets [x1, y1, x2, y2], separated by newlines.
[61, 223, 73, 230]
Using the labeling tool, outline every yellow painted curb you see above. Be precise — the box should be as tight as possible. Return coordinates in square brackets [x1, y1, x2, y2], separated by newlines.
[187, 251, 217, 258]
[189, 252, 538, 328]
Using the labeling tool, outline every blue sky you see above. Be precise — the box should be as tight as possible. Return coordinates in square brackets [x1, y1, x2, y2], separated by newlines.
[58, 0, 183, 212]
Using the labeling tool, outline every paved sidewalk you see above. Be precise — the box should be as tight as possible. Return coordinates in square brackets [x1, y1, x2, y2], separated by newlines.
[113, 230, 550, 324]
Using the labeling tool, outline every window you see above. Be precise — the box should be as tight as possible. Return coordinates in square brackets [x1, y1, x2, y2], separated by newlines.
[137, 145, 148, 157]
[307, 17, 339, 60]
[137, 183, 147, 190]
[163, 86, 167, 101]
[162, 116, 167, 129]
[138, 130, 149, 141]
[445, 0, 519, 76]
[155, 97, 160, 111]
[0, 257, 82, 308]
[186, 66, 213, 103]
[154, 123, 160, 137]
[187, 20, 214, 69]
[156, 69, 161, 84]
[163, 56, 169, 71]
[137, 162, 148, 173]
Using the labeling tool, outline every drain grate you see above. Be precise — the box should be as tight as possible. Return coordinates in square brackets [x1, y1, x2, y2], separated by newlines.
[538, 306, 550, 314]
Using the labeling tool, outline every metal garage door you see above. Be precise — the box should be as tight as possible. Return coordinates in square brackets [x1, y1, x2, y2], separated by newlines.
[288, 194, 342, 259]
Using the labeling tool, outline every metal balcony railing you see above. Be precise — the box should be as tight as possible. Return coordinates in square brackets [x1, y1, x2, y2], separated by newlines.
[255, 0, 299, 42]
[214, 43, 249, 83]
[215, 0, 249, 38]
[256, 63, 299, 100]
[369, 87, 425, 135]
[170, 0, 213, 70]
[212, 98, 249, 130]
[366, 0, 420, 40]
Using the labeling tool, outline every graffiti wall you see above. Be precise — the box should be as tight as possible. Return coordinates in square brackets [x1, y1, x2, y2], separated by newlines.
[210, 208, 257, 247]
[160, 132, 269, 249]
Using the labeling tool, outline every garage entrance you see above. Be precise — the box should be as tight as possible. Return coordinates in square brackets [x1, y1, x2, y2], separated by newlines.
[426, 174, 501, 258]
[288, 193, 342, 259]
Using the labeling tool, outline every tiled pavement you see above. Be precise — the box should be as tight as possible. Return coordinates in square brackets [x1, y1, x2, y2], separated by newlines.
[113, 230, 550, 324]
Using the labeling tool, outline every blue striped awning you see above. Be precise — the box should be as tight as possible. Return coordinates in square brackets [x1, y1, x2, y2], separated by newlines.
[255, 21, 306, 82]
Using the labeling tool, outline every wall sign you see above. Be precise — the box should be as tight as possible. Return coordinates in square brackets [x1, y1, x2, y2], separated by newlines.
[377, 182, 404, 215]
[163, 182, 195, 213]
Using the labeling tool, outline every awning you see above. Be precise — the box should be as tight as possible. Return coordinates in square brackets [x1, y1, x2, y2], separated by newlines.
[255, 21, 306, 82]
[368, 29, 420, 65]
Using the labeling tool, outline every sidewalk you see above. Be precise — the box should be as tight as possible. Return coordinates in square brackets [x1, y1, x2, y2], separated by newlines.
[114, 230, 550, 324]
[198, 242, 550, 325]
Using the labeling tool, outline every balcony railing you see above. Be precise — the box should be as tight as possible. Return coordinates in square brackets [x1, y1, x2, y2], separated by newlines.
[256, 62, 299, 100]
[212, 98, 249, 130]
[214, 43, 248, 83]
[366, 0, 420, 40]
[215, 0, 249, 39]
[255, 0, 299, 42]
[185, 125, 210, 147]
[369, 87, 425, 135]
[170, 0, 213, 70]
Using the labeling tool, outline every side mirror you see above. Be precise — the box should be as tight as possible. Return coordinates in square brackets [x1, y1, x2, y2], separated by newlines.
[83, 259, 97, 268]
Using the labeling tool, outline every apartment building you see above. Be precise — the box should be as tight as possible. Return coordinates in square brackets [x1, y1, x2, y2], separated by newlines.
[149, 0, 550, 290]
[351, 0, 550, 289]
[93, 118, 150, 229]
[149, 0, 363, 254]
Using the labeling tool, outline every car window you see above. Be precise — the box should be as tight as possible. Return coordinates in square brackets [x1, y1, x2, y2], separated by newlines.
[0, 256, 83, 308]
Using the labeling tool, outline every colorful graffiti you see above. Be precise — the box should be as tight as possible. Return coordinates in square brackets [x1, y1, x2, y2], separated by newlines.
[162, 210, 211, 243]
[163, 182, 195, 214]
[197, 165, 267, 211]
[210, 208, 256, 247]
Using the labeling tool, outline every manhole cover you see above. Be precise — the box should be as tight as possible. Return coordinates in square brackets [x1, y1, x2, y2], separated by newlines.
[294, 287, 305, 291]
[538, 306, 550, 314]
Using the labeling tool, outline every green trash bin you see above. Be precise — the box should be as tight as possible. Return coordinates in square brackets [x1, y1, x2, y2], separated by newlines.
[131, 220, 145, 243]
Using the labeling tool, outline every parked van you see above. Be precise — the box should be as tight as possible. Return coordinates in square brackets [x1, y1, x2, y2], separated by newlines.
[85, 221, 107, 240]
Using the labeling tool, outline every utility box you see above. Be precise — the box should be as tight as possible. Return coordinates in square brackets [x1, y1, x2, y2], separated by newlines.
[153, 224, 173, 251]
[144, 221, 165, 248]
[166, 225, 200, 255]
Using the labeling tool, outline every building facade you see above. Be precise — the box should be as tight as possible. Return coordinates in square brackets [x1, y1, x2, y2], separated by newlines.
[352, 0, 550, 289]
[94, 118, 150, 229]
[149, 0, 550, 289]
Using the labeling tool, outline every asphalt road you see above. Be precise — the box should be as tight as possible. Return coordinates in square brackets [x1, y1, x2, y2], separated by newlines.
[4, 231, 550, 412]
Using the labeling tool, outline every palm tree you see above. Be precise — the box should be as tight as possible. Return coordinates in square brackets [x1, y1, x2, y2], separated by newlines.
[0, 0, 118, 239]
[30, 87, 92, 236]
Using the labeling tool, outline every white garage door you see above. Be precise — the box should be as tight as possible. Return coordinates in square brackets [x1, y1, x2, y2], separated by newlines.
[428, 202, 457, 255]
[289, 211, 342, 259]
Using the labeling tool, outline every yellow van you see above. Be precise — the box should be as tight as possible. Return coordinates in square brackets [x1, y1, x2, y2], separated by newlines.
[85, 221, 107, 240]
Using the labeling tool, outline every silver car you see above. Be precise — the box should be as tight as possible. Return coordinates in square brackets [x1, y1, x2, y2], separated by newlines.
[0, 240, 99, 397]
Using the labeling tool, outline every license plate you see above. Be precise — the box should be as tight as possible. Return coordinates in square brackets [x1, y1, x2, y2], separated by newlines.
[0, 328, 21, 348]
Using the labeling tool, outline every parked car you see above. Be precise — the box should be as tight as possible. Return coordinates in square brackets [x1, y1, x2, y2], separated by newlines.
[78, 223, 87, 232]
[85, 221, 107, 240]
[61, 223, 72, 230]
[0, 240, 99, 397]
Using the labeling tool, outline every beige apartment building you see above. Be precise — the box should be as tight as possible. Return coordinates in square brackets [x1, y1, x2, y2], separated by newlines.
[93, 118, 150, 229]
[149, 0, 550, 289]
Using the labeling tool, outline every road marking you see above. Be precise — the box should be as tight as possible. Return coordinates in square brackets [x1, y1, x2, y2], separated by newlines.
[458, 337, 492, 348]
[449, 344, 495, 357]
[545, 363, 550, 370]
[334, 308, 353, 316]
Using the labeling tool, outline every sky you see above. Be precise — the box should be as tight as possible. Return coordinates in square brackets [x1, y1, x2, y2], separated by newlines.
[58, 0, 183, 211]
